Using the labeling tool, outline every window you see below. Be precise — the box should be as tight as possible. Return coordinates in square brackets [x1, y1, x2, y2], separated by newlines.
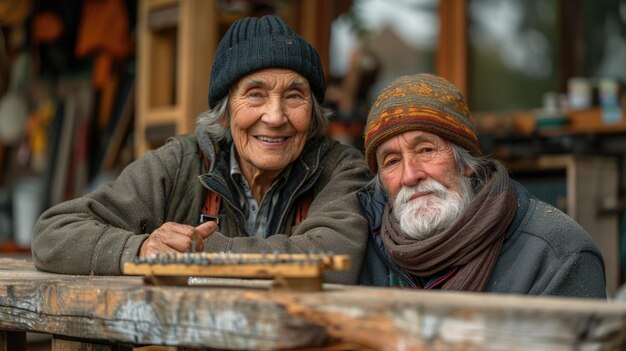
[468, 0, 559, 112]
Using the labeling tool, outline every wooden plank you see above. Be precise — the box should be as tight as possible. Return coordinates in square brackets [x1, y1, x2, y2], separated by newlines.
[437, 0, 468, 97]
[1, 258, 625, 350]
[125, 263, 324, 278]
[136, 0, 153, 157]
[52, 337, 114, 350]
[123, 253, 350, 277]
[125, 252, 348, 291]
[178, 0, 217, 135]
[567, 107, 626, 134]
[299, 0, 332, 74]
[140, 107, 182, 124]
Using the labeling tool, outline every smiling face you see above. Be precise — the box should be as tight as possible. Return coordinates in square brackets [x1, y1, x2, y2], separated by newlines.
[229, 68, 313, 183]
[376, 130, 473, 239]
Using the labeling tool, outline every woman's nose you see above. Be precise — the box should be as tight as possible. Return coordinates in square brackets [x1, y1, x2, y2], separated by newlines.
[261, 96, 287, 126]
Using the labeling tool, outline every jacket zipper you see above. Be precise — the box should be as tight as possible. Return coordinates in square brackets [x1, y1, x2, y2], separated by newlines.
[275, 145, 324, 232]
[275, 171, 313, 232]
[197, 176, 247, 225]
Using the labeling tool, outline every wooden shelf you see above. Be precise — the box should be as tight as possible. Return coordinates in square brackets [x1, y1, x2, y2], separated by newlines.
[134, 0, 335, 158]
[508, 106, 626, 138]
[567, 107, 626, 134]
[136, 0, 219, 157]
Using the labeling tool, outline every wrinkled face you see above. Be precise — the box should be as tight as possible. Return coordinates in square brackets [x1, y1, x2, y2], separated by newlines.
[229, 68, 312, 177]
[376, 130, 473, 239]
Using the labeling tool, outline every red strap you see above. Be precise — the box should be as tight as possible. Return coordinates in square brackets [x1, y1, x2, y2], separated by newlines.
[294, 193, 313, 226]
[199, 150, 220, 223]
[202, 190, 221, 218]
[202, 189, 312, 226]
[199, 147, 312, 226]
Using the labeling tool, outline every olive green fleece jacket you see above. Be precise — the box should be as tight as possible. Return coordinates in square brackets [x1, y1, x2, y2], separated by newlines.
[32, 131, 371, 284]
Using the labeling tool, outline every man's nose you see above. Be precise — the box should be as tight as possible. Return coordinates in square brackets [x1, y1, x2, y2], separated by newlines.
[261, 96, 287, 126]
[401, 157, 426, 187]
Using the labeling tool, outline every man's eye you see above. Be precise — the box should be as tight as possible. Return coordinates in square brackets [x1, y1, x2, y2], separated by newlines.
[383, 158, 399, 168]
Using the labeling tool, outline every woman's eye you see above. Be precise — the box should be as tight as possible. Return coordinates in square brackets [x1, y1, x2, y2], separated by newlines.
[246, 90, 265, 99]
[286, 92, 304, 100]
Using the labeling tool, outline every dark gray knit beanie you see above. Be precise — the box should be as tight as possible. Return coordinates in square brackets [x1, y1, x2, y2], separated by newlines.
[208, 15, 325, 108]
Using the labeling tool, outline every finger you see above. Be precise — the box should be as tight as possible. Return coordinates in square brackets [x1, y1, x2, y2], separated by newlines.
[159, 222, 196, 237]
[195, 221, 217, 239]
[161, 233, 196, 252]
[150, 230, 192, 252]
[190, 231, 204, 252]
[149, 222, 209, 252]
[139, 236, 178, 257]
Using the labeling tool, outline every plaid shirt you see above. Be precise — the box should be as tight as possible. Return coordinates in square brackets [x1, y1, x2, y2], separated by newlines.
[229, 145, 290, 238]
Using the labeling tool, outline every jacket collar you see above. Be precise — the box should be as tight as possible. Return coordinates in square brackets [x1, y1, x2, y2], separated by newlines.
[357, 181, 387, 234]
[503, 179, 530, 239]
[197, 129, 331, 233]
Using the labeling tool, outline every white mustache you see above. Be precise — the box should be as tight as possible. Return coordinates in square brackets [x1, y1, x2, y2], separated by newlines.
[395, 179, 449, 205]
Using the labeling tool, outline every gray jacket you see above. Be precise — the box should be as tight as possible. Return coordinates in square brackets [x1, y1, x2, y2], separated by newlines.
[357, 179, 607, 298]
[32, 130, 371, 284]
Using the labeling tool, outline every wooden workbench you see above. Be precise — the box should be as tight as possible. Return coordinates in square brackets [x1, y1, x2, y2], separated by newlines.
[0, 257, 625, 350]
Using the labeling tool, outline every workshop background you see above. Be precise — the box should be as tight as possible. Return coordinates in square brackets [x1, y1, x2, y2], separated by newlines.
[0, 0, 624, 304]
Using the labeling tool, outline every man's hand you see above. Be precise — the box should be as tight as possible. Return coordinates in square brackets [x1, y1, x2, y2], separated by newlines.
[138, 221, 217, 258]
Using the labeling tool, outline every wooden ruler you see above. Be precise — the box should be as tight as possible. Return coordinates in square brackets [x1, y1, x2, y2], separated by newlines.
[123, 252, 350, 291]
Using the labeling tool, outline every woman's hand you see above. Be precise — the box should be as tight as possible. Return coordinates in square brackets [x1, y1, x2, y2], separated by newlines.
[138, 221, 217, 258]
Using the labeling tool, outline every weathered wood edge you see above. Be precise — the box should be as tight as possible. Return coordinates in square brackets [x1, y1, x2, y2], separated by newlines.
[1, 258, 625, 350]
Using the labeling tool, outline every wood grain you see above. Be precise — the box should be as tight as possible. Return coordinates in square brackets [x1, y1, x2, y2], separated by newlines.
[0, 258, 625, 350]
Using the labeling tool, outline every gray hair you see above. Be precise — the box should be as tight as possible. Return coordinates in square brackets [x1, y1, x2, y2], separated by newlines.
[450, 143, 490, 189]
[370, 142, 491, 195]
[197, 94, 331, 143]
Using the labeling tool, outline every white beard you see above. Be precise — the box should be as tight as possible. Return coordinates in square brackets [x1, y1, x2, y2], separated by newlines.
[392, 176, 473, 240]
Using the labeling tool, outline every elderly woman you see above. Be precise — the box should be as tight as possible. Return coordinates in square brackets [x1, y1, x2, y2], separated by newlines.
[32, 15, 371, 284]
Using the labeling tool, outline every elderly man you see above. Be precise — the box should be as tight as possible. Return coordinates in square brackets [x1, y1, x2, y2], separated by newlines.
[32, 15, 370, 284]
[357, 73, 606, 298]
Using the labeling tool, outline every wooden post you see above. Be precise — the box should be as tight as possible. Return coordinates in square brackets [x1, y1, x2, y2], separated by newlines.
[135, 0, 218, 157]
[437, 0, 468, 97]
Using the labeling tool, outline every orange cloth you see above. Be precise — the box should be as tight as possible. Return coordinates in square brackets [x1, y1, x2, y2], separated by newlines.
[0, 0, 31, 26]
[32, 12, 63, 43]
[75, 0, 132, 59]
[75, 0, 133, 88]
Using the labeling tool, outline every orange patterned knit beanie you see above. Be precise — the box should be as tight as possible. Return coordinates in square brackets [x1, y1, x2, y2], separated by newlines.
[364, 73, 482, 174]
